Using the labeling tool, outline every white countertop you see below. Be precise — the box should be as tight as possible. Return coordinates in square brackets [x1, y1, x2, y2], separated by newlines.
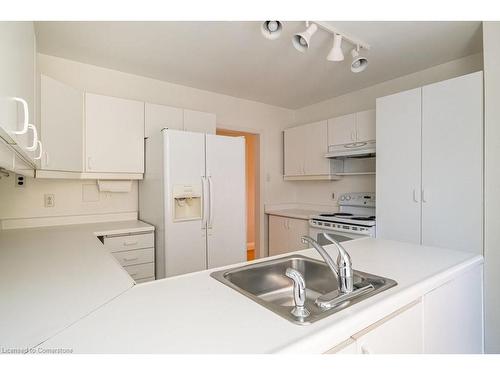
[0, 220, 154, 350]
[40, 238, 482, 353]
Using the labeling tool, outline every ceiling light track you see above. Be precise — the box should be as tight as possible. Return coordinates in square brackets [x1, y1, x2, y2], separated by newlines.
[261, 21, 370, 73]
[314, 21, 370, 51]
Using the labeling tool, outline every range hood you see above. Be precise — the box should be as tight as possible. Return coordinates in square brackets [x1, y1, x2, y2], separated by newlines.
[325, 141, 376, 159]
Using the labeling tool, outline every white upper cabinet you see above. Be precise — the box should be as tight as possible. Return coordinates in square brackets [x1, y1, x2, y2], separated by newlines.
[284, 120, 332, 179]
[376, 88, 422, 244]
[85, 93, 144, 174]
[421, 71, 483, 254]
[145, 102, 183, 138]
[328, 110, 375, 147]
[40, 75, 83, 172]
[183, 109, 216, 134]
[327, 114, 356, 146]
[0, 22, 38, 166]
[376, 71, 483, 254]
[355, 109, 376, 143]
[304, 120, 330, 175]
[283, 125, 306, 176]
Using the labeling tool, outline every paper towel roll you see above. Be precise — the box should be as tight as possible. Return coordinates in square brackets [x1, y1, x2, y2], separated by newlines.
[97, 180, 132, 193]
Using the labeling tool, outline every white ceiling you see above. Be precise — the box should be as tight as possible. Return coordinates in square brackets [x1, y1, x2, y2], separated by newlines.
[35, 21, 482, 109]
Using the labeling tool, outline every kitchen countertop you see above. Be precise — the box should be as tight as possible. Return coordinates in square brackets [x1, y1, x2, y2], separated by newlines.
[40, 238, 482, 354]
[0, 220, 154, 350]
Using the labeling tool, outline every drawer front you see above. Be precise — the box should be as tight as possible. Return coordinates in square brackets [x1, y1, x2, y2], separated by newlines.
[112, 248, 154, 267]
[123, 262, 155, 280]
[104, 232, 154, 252]
[136, 276, 155, 284]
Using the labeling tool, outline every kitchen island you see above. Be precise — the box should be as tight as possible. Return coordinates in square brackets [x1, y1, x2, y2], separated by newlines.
[39, 238, 483, 354]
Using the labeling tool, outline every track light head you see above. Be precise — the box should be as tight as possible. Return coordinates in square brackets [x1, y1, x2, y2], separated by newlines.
[292, 23, 318, 53]
[327, 33, 344, 62]
[261, 21, 283, 40]
[350, 47, 368, 73]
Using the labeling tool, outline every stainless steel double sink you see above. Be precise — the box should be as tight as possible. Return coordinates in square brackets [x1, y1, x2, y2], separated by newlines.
[211, 255, 397, 325]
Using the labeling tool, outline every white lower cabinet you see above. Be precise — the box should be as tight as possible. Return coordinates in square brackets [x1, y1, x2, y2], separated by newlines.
[269, 215, 309, 256]
[423, 266, 483, 353]
[353, 300, 423, 354]
[103, 231, 155, 283]
[325, 263, 483, 354]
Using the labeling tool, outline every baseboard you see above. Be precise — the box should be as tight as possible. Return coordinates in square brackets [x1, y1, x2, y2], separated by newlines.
[1, 212, 138, 230]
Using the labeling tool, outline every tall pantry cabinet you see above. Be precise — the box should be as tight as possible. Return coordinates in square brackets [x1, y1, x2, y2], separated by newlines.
[376, 71, 483, 254]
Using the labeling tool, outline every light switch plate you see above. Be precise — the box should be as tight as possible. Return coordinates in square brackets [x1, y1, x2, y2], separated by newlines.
[82, 183, 100, 202]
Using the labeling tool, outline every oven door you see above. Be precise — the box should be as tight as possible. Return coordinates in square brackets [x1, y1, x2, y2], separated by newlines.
[309, 226, 367, 245]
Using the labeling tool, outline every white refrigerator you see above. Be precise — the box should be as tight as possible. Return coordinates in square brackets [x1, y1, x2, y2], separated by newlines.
[139, 128, 246, 278]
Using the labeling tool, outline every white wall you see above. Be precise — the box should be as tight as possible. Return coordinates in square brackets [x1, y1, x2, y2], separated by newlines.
[289, 53, 483, 207]
[483, 21, 500, 354]
[0, 176, 138, 220]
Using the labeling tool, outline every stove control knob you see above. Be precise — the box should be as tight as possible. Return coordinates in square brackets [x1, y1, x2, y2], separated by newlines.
[346, 195, 351, 201]
[340, 196, 345, 201]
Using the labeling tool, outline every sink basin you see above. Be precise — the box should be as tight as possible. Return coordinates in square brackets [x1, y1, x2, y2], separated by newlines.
[210, 255, 397, 325]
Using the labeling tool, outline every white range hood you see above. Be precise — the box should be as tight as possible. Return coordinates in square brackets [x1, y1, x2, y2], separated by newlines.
[325, 140, 376, 159]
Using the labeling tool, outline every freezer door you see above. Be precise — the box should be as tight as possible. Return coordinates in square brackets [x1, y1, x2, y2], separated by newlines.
[205, 134, 246, 268]
[163, 129, 207, 277]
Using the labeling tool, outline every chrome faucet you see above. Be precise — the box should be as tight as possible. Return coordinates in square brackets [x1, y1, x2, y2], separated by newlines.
[285, 267, 310, 318]
[301, 234, 354, 294]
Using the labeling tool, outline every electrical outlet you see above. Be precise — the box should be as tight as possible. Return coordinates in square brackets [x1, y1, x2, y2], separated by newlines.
[44, 194, 55, 208]
[15, 174, 26, 188]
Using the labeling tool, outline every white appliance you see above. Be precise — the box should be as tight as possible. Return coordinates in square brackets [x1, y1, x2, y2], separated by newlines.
[324, 141, 376, 159]
[309, 192, 376, 244]
[139, 128, 246, 278]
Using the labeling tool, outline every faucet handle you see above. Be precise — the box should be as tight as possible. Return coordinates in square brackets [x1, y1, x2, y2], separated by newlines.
[285, 267, 310, 319]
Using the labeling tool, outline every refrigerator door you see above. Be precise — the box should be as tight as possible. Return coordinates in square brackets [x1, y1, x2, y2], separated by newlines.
[205, 134, 246, 268]
[163, 129, 207, 277]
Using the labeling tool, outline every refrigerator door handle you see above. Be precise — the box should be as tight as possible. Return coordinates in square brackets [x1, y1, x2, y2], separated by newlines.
[201, 176, 208, 229]
[208, 175, 214, 229]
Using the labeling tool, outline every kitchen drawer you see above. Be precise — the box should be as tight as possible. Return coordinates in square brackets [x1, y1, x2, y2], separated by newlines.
[136, 276, 155, 284]
[112, 247, 154, 267]
[123, 262, 155, 280]
[104, 232, 154, 252]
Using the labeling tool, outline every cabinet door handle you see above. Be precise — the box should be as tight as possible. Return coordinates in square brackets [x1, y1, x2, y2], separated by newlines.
[25, 124, 38, 151]
[123, 241, 139, 246]
[351, 129, 356, 141]
[44, 151, 50, 167]
[8, 97, 30, 135]
[34, 140, 43, 160]
[422, 189, 428, 203]
[123, 256, 139, 262]
[413, 189, 420, 203]
[87, 157, 93, 170]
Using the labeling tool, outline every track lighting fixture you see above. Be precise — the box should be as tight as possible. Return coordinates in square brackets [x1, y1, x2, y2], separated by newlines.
[327, 33, 344, 62]
[261, 21, 283, 40]
[260, 21, 370, 73]
[292, 22, 318, 53]
[350, 46, 369, 73]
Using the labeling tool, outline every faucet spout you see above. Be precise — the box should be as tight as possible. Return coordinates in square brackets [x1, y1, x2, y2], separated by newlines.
[301, 235, 340, 278]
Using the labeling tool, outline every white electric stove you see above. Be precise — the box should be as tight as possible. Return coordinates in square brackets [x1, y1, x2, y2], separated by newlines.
[309, 192, 376, 244]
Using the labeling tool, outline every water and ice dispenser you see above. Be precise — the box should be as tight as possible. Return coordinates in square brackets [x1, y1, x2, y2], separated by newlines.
[172, 184, 202, 221]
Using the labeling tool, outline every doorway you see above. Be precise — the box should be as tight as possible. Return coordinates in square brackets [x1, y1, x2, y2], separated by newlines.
[216, 128, 259, 261]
